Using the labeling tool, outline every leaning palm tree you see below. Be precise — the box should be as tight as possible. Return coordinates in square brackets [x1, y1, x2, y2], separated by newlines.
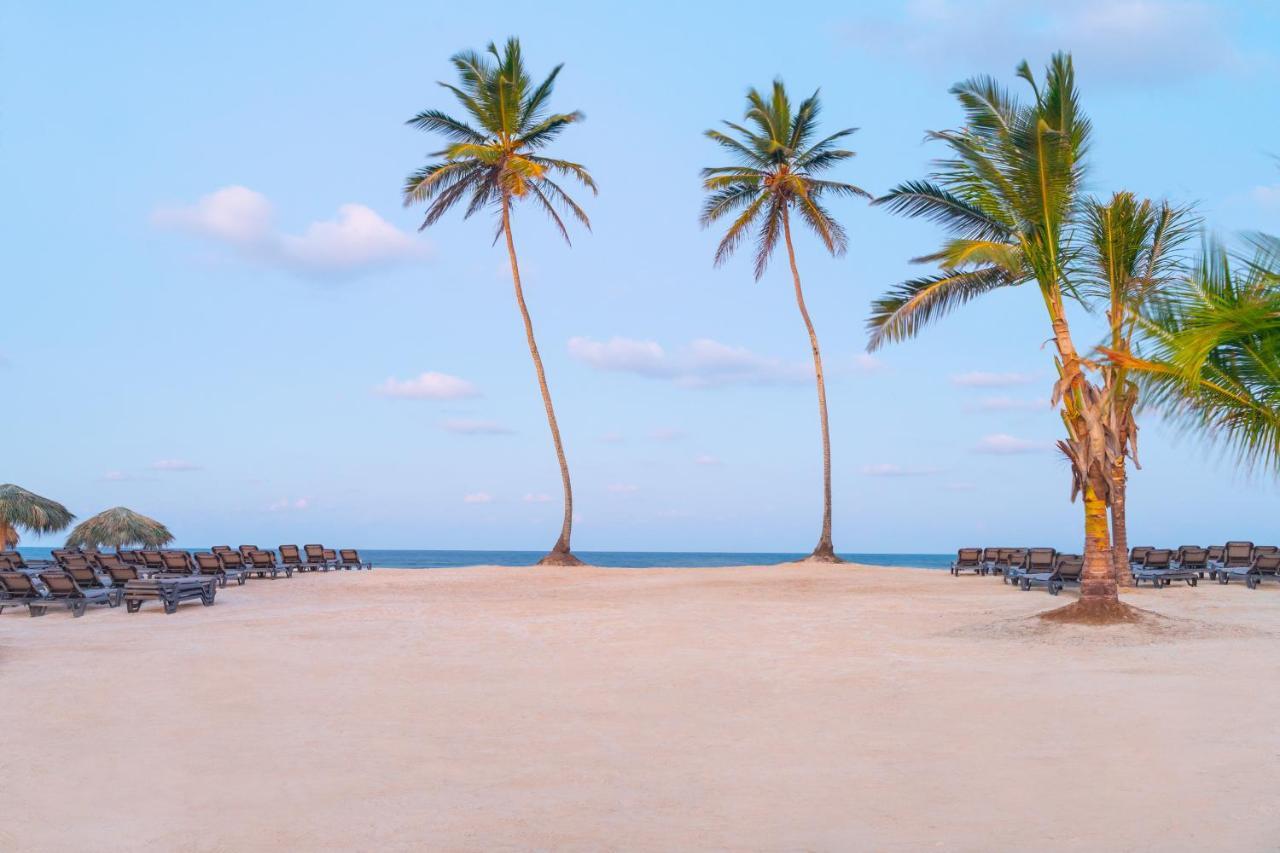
[65, 506, 174, 551]
[0, 484, 75, 549]
[868, 54, 1132, 620]
[402, 37, 595, 566]
[1079, 193, 1196, 585]
[1117, 233, 1280, 470]
[700, 80, 871, 562]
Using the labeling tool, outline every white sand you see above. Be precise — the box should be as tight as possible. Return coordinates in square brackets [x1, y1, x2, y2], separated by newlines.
[3, 562, 1279, 851]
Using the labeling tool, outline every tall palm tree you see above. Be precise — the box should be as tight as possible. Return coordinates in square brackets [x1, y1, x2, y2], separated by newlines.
[0, 484, 75, 549]
[867, 54, 1131, 618]
[403, 37, 595, 566]
[700, 80, 871, 562]
[1118, 233, 1280, 469]
[1079, 193, 1196, 585]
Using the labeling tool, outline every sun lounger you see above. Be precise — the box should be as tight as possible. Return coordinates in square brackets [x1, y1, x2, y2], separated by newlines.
[1128, 546, 1155, 572]
[950, 548, 984, 576]
[237, 544, 259, 563]
[1175, 546, 1210, 578]
[1219, 553, 1280, 589]
[123, 576, 217, 614]
[337, 549, 373, 570]
[0, 571, 49, 615]
[158, 550, 198, 576]
[1019, 554, 1082, 594]
[1205, 545, 1225, 570]
[1132, 549, 1198, 587]
[102, 562, 141, 587]
[244, 549, 292, 579]
[194, 552, 243, 587]
[1252, 545, 1278, 560]
[303, 544, 332, 571]
[278, 545, 308, 572]
[1221, 541, 1255, 573]
[61, 559, 115, 592]
[0, 550, 53, 570]
[980, 547, 1001, 573]
[1001, 548, 1035, 585]
[38, 569, 124, 615]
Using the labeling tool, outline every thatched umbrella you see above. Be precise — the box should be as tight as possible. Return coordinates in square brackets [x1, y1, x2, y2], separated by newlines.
[65, 506, 173, 550]
[0, 484, 75, 549]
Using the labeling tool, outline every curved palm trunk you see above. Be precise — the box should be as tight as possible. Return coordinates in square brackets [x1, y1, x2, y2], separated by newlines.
[782, 211, 840, 562]
[1110, 458, 1132, 587]
[501, 197, 581, 567]
[1041, 304, 1128, 620]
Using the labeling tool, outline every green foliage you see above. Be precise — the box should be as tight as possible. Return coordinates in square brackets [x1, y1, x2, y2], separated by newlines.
[402, 37, 595, 242]
[700, 80, 871, 279]
[868, 53, 1089, 350]
[1125, 234, 1280, 471]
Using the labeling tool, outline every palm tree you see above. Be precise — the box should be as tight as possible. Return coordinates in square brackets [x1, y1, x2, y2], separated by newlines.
[65, 506, 174, 551]
[700, 80, 871, 562]
[867, 54, 1132, 619]
[1079, 193, 1196, 585]
[0, 484, 75, 549]
[1117, 233, 1280, 469]
[402, 37, 595, 566]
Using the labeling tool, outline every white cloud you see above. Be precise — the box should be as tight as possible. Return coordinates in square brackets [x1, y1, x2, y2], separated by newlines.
[150, 459, 202, 472]
[951, 371, 1038, 388]
[568, 336, 809, 388]
[861, 463, 942, 477]
[649, 427, 685, 441]
[694, 454, 721, 466]
[973, 433, 1049, 454]
[522, 493, 552, 503]
[268, 497, 310, 512]
[462, 492, 494, 504]
[607, 483, 639, 493]
[844, 0, 1256, 85]
[1252, 185, 1280, 208]
[441, 419, 513, 435]
[973, 396, 1050, 412]
[153, 186, 427, 279]
[375, 371, 479, 400]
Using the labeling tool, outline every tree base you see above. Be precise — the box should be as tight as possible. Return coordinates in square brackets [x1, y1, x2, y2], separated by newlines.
[536, 550, 585, 567]
[1039, 597, 1144, 625]
[801, 545, 845, 564]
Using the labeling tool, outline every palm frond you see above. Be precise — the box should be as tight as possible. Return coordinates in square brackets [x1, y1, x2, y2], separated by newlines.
[867, 266, 1016, 351]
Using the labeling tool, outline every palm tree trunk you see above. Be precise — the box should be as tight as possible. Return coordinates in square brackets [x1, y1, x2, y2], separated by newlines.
[782, 210, 840, 562]
[501, 196, 581, 567]
[1110, 457, 1132, 587]
[1079, 482, 1119, 603]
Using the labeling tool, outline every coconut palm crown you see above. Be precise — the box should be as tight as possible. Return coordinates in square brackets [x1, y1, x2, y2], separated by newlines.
[700, 80, 872, 277]
[65, 506, 173, 550]
[402, 37, 594, 566]
[701, 80, 871, 562]
[0, 484, 75, 549]
[402, 37, 596, 243]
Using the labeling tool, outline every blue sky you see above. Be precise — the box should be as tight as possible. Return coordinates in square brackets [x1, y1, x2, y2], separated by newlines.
[5, 0, 1280, 552]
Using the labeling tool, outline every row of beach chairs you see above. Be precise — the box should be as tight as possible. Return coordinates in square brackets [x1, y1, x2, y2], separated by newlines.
[950, 541, 1280, 593]
[0, 544, 372, 617]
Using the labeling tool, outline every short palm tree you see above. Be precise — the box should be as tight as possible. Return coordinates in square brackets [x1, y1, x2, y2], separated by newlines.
[1119, 233, 1280, 470]
[868, 54, 1131, 619]
[0, 484, 74, 549]
[403, 37, 595, 566]
[700, 80, 871, 562]
[1079, 193, 1196, 585]
[65, 506, 174, 550]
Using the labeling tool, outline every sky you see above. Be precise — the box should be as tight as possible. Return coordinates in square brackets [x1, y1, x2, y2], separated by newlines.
[4, 0, 1280, 552]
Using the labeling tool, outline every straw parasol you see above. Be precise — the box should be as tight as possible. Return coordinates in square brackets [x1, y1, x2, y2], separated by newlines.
[64, 506, 173, 550]
[0, 484, 76, 549]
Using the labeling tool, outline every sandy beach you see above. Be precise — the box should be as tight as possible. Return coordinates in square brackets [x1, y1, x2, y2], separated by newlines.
[3, 562, 1279, 851]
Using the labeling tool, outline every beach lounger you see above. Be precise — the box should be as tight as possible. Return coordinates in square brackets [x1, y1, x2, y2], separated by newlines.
[123, 576, 216, 614]
[139, 550, 165, 571]
[37, 570, 123, 616]
[194, 552, 243, 587]
[303, 544, 332, 571]
[1175, 546, 1211, 578]
[238, 545, 259, 563]
[1251, 545, 1278, 560]
[244, 549, 292, 579]
[1221, 541, 1255, 574]
[1128, 546, 1155, 572]
[980, 547, 1002, 574]
[102, 562, 142, 588]
[1019, 554, 1082, 594]
[0, 550, 54, 570]
[950, 548, 984, 576]
[61, 559, 115, 592]
[337, 549, 373, 570]
[1205, 545, 1225, 571]
[1002, 548, 1034, 585]
[1219, 553, 1280, 589]
[160, 550, 197, 576]
[0, 571, 48, 615]
[1132, 549, 1198, 587]
[278, 545, 308, 572]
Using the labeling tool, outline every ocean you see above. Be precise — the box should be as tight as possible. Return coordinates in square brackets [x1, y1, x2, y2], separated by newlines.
[13, 547, 953, 570]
